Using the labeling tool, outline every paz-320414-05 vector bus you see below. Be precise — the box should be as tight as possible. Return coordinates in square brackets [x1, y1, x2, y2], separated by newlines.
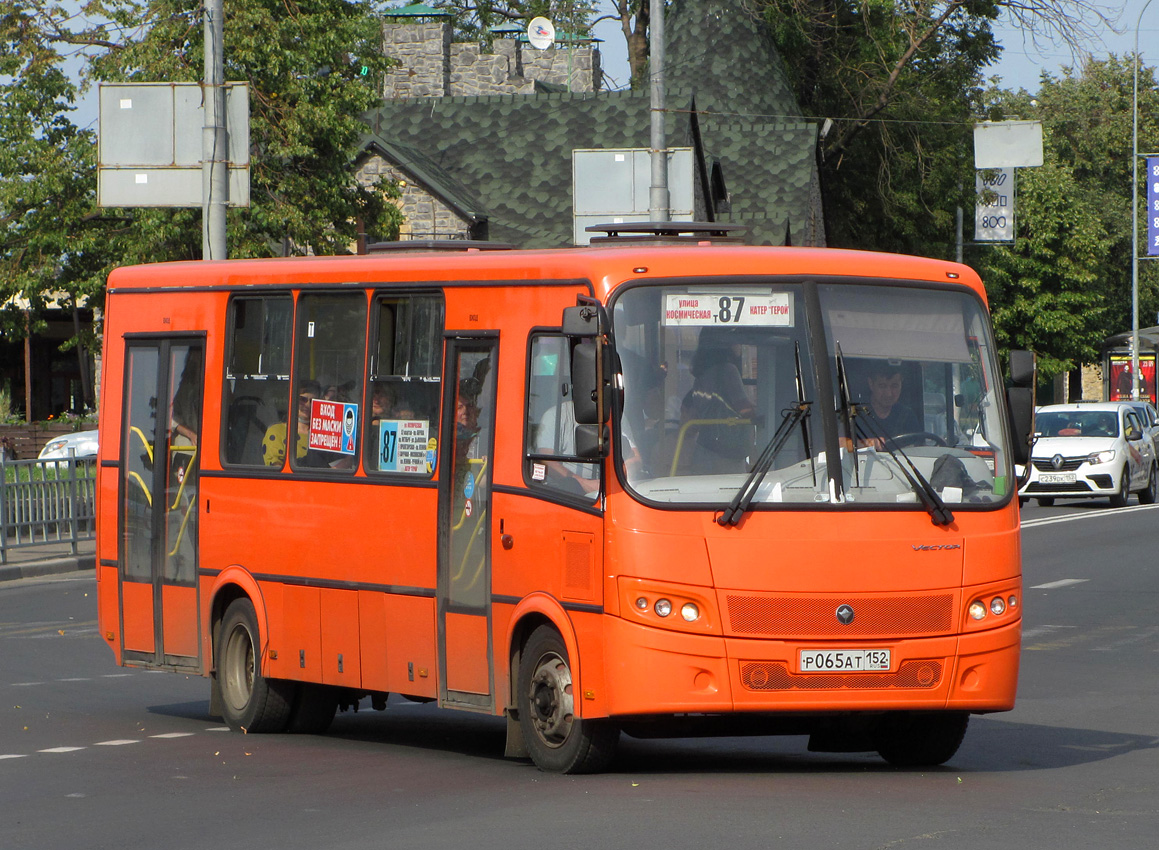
[94, 225, 1035, 773]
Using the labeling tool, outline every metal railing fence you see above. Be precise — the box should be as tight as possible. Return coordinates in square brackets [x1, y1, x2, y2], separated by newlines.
[0, 454, 97, 564]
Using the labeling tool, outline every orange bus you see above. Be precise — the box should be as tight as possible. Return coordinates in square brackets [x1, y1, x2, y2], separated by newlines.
[95, 227, 1035, 773]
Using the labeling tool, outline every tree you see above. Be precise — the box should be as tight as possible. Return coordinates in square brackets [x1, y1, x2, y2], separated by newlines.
[0, 2, 110, 364]
[751, 0, 1116, 257]
[975, 58, 1159, 380]
[1, 0, 404, 288]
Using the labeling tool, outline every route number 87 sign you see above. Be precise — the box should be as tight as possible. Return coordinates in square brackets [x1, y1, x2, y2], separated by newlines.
[1149, 157, 1159, 257]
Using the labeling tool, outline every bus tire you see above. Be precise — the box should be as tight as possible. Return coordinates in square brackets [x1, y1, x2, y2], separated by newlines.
[876, 712, 968, 767]
[217, 598, 294, 733]
[517, 625, 619, 774]
[287, 683, 338, 735]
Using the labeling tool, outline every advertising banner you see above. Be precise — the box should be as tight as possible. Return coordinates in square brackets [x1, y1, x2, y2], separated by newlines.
[1148, 157, 1159, 257]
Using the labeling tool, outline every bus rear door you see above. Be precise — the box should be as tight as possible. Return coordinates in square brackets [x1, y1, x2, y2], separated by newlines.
[119, 337, 204, 670]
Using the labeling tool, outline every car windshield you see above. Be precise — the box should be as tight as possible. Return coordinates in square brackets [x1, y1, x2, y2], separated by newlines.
[612, 279, 1012, 511]
[1036, 411, 1120, 438]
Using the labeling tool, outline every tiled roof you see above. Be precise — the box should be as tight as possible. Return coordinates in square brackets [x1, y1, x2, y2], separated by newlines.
[363, 0, 822, 247]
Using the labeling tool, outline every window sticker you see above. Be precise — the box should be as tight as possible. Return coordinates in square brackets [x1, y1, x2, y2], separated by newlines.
[309, 400, 358, 455]
[663, 291, 793, 327]
[378, 419, 431, 473]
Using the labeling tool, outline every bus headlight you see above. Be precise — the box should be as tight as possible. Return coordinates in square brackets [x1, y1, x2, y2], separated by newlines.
[968, 600, 987, 620]
[681, 602, 700, 622]
[990, 596, 1006, 616]
[654, 599, 672, 617]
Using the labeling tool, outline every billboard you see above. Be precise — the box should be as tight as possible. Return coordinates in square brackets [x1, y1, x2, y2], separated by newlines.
[1108, 354, 1156, 404]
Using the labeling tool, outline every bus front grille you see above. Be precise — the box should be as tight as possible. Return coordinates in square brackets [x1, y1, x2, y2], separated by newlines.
[725, 594, 955, 638]
[740, 660, 943, 691]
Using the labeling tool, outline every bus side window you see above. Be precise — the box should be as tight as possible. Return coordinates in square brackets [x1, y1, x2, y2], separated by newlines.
[222, 295, 293, 467]
[291, 293, 367, 472]
[525, 333, 600, 500]
[365, 292, 444, 475]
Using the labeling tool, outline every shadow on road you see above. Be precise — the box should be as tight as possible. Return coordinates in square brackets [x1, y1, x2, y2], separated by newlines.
[144, 697, 1158, 774]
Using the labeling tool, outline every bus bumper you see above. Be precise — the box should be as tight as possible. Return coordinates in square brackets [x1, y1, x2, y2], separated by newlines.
[600, 616, 1020, 717]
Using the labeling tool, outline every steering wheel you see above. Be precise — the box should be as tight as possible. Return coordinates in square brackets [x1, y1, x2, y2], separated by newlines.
[892, 431, 949, 448]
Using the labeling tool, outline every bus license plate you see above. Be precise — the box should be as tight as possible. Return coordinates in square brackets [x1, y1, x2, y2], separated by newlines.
[1039, 472, 1076, 484]
[799, 649, 891, 672]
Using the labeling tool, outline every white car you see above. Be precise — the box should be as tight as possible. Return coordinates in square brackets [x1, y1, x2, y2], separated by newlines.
[38, 429, 99, 460]
[1020, 403, 1157, 507]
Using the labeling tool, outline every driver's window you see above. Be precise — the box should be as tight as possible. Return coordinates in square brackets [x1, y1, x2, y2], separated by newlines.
[524, 333, 600, 502]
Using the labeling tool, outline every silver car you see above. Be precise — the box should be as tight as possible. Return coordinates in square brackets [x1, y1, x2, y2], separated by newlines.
[38, 429, 99, 460]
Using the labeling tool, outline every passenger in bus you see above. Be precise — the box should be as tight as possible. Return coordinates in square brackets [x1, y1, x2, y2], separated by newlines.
[858, 361, 921, 447]
[535, 396, 600, 495]
[262, 380, 321, 466]
[679, 332, 756, 472]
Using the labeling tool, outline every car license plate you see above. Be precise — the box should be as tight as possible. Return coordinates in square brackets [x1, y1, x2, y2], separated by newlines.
[799, 649, 891, 672]
[1039, 472, 1076, 484]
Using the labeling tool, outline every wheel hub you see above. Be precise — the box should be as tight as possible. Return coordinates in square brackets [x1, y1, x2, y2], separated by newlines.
[527, 653, 574, 748]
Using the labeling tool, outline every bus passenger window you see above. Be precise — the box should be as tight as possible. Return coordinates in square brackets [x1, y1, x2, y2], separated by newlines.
[365, 293, 444, 476]
[222, 295, 293, 467]
[525, 334, 600, 501]
[291, 293, 367, 472]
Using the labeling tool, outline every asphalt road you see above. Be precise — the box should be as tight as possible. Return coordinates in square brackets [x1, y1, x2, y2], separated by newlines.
[2, 499, 1156, 849]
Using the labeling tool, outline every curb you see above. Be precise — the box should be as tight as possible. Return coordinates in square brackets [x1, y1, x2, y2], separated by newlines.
[0, 555, 96, 583]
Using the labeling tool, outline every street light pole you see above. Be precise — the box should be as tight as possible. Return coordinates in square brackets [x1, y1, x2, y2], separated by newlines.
[1132, 0, 1155, 400]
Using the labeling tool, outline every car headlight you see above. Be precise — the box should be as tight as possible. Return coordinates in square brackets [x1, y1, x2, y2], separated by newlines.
[1088, 450, 1116, 465]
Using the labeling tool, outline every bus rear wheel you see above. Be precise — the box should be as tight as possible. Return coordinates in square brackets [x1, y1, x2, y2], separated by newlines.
[217, 598, 294, 733]
[876, 712, 969, 767]
[517, 625, 618, 774]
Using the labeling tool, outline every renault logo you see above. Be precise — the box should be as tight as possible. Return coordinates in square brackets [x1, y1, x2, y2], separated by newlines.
[835, 604, 855, 625]
[1051, 454, 1064, 470]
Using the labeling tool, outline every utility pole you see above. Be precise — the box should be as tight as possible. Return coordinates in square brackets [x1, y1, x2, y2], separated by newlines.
[203, 0, 228, 260]
[648, 0, 669, 222]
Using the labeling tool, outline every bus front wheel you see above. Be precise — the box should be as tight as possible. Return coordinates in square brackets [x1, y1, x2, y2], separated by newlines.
[876, 712, 968, 767]
[517, 625, 618, 774]
[217, 598, 294, 733]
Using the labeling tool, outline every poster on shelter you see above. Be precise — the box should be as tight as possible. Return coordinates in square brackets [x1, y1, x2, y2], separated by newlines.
[1108, 355, 1156, 404]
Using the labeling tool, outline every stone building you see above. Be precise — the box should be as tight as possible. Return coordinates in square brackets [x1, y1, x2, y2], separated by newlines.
[357, 0, 824, 248]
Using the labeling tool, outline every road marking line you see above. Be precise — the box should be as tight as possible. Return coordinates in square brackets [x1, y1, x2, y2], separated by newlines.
[94, 740, 140, 746]
[11, 682, 43, 687]
[39, 747, 86, 753]
[102, 674, 133, 678]
[1021, 624, 1076, 640]
[1031, 579, 1090, 589]
[207, 727, 230, 732]
[0, 754, 28, 760]
[1022, 502, 1159, 528]
[149, 732, 195, 739]
[58, 677, 90, 682]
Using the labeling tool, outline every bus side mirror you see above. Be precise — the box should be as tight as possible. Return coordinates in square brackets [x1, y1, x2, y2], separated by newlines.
[1006, 350, 1036, 467]
[574, 423, 610, 457]
[1008, 349, 1035, 388]
[571, 340, 611, 425]
[563, 305, 600, 337]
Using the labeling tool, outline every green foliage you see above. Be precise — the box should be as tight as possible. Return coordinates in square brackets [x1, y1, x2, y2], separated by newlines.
[975, 58, 1159, 378]
[0, 0, 405, 353]
[757, 0, 1000, 257]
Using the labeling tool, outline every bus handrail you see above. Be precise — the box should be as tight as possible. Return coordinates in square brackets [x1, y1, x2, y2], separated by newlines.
[669, 418, 753, 476]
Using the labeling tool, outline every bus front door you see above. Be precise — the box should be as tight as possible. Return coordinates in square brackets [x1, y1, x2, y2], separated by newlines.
[437, 338, 498, 709]
[119, 338, 204, 671]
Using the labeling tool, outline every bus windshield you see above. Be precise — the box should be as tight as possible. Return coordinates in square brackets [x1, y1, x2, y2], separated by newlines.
[613, 279, 1011, 509]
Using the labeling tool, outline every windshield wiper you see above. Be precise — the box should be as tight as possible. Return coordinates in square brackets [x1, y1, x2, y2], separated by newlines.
[718, 343, 812, 527]
[834, 346, 953, 527]
[856, 413, 955, 527]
